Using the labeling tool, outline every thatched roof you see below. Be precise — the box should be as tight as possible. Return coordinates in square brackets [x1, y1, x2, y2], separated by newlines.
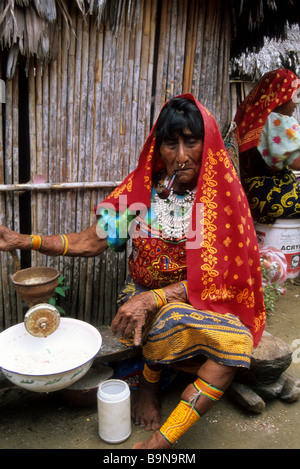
[230, 0, 300, 58]
[231, 23, 300, 80]
[1, 0, 300, 79]
[0, 0, 140, 78]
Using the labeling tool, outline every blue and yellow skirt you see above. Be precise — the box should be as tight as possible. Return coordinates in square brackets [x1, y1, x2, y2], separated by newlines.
[118, 277, 253, 369]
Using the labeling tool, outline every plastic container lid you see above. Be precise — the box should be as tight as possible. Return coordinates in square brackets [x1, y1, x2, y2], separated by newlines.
[97, 379, 130, 403]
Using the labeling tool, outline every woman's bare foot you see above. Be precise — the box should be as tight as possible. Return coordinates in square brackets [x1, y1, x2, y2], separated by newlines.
[132, 374, 161, 431]
[133, 430, 172, 449]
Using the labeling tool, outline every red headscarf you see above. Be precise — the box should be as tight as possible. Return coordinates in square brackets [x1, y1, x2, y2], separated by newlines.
[97, 94, 266, 346]
[234, 68, 300, 153]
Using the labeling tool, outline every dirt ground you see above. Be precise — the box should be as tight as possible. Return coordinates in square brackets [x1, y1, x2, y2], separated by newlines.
[0, 280, 299, 452]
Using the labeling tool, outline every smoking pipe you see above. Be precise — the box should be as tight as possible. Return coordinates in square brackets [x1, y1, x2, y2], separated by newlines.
[155, 171, 178, 199]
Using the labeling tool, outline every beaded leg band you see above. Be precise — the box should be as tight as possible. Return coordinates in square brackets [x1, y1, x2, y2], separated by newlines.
[159, 400, 200, 445]
[143, 364, 162, 384]
[192, 377, 224, 403]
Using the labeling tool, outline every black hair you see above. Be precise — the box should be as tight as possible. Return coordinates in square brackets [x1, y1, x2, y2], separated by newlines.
[154, 97, 204, 148]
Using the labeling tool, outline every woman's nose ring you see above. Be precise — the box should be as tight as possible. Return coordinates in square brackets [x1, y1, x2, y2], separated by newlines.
[178, 163, 186, 169]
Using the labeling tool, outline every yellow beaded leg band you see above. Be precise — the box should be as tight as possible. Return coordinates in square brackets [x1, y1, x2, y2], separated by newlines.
[142, 364, 162, 384]
[193, 377, 224, 401]
[150, 288, 167, 309]
[30, 235, 42, 251]
[159, 400, 200, 445]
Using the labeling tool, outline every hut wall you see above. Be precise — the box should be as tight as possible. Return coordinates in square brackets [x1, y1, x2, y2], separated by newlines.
[0, 0, 232, 331]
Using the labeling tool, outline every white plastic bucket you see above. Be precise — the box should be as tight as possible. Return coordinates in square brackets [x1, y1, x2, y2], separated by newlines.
[97, 379, 131, 444]
[255, 219, 300, 279]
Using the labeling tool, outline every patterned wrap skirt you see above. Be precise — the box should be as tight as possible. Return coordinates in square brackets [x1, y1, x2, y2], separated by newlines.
[118, 276, 254, 369]
[244, 167, 300, 224]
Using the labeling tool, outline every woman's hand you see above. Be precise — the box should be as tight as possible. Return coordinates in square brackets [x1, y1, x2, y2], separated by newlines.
[0, 226, 30, 252]
[111, 292, 157, 346]
[111, 282, 188, 346]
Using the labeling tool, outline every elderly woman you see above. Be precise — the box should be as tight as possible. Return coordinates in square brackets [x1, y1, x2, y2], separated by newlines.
[0, 95, 266, 449]
[234, 68, 300, 224]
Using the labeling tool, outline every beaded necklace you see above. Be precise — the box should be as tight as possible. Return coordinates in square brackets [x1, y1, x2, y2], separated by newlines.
[154, 188, 196, 239]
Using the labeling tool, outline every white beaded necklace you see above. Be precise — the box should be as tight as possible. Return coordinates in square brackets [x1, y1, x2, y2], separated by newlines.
[154, 188, 196, 239]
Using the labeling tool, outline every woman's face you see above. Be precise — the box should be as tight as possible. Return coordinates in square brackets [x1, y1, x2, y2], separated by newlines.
[274, 99, 298, 117]
[159, 128, 204, 191]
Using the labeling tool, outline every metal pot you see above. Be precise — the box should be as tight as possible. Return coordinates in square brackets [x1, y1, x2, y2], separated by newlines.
[0, 318, 102, 392]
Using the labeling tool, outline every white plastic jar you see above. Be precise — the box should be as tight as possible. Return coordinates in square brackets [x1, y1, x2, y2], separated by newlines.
[97, 379, 131, 444]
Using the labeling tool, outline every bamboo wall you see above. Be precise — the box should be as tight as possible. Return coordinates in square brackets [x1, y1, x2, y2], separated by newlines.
[0, 0, 232, 331]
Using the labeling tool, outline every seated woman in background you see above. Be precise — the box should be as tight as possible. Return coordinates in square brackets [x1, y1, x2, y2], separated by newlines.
[234, 68, 300, 224]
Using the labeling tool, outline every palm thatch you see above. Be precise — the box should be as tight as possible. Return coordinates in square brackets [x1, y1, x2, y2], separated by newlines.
[1, 0, 300, 79]
[231, 23, 300, 80]
[0, 0, 143, 78]
[230, 0, 300, 58]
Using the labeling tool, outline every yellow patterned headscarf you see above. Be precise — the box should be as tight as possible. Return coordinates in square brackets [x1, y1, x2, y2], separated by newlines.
[234, 68, 300, 153]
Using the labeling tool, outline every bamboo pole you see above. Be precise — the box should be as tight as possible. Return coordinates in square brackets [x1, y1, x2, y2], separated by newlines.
[64, 4, 78, 317]
[28, 59, 37, 267]
[54, 12, 63, 275]
[42, 63, 50, 268]
[57, 5, 74, 314]
[35, 61, 43, 232]
[3, 78, 13, 326]
[153, 0, 168, 117]
[0, 67, 10, 329]
[183, 0, 196, 93]
[12, 69, 22, 322]
[0, 57, 4, 330]
[69, 11, 83, 318]
[91, 17, 105, 324]
[48, 53, 59, 273]
[0, 72, 21, 327]
[84, 16, 97, 324]
[76, 13, 89, 320]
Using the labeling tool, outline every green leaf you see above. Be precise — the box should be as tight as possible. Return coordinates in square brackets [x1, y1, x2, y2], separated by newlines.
[55, 305, 66, 315]
[54, 286, 67, 297]
[49, 297, 56, 306]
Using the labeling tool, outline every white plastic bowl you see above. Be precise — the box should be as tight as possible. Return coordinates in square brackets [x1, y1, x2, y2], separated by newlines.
[0, 318, 102, 392]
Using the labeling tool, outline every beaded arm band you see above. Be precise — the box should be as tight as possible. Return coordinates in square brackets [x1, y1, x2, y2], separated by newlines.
[29, 234, 68, 255]
[60, 234, 68, 256]
[150, 288, 167, 309]
[181, 280, 188, 301]
[150, 281, 188, 310]
[29, 235, 42, 251]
